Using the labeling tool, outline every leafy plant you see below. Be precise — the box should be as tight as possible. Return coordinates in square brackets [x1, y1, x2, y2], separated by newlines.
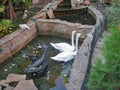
[11, 0, 32, 11]
[112, 0, 120, 7]
[0, 19, 15, 37]
[24, 0, 32, 9]
[105, 7, 120, 26]
[0, 5, 5, 13]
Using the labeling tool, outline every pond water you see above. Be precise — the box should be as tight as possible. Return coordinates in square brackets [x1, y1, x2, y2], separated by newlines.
[0, 35, 78, 90]
[54, 9, 96, 25]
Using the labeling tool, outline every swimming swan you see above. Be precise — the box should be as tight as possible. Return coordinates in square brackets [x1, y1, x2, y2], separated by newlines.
[50, 31, 76, 52]
[50, 33, 81, 62]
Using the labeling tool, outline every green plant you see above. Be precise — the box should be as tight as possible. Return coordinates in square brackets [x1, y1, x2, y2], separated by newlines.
[11, 0, 32, 10]
[0, 5, 5, 13]
[112, 0, 120, 7]
[87, 26, 120, 90]
[105, 7, 120, 26]
[23, 0, 32, 9]
[0, 19, 15, 37]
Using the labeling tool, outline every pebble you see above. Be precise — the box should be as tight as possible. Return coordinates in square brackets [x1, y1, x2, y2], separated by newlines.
[37, 45, 42, 48]
[23, 54, 26, 58]
[12, 64, 16, 66]
[4, 69, 8, 72]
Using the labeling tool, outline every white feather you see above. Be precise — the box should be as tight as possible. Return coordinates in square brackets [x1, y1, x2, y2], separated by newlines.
[50, 33, 81, 62]
[50, 31, 76, 52]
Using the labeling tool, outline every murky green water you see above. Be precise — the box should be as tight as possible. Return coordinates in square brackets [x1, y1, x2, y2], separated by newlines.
[0, 35, 74, 90]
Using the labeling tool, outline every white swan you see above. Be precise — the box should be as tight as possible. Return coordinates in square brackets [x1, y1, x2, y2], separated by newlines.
[50, 31, 76, 52]
[50, 33, 81, 62]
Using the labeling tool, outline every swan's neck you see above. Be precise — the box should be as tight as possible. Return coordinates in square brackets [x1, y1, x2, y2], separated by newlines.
[71, 32, 75, 48]
[75, 35, 80, 52]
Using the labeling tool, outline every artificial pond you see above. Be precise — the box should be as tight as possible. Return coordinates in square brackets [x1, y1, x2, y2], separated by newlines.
[0, 34, 81, 90]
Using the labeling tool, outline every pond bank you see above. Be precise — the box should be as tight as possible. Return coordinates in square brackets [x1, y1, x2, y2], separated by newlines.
[0, 0, 106, 89]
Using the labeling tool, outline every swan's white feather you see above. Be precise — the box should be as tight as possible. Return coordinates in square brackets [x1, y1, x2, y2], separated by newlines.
[50, 31, 76, 52]
[50, 51, 76, 62]
[50, 33, 81, 62]
[50, 42, 74, 52]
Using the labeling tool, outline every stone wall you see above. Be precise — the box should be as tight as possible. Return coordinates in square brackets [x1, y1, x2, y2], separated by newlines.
[33, 0, 63, 19]
[0, 1, 106, 90]
[65, 6, 106, 90]
[0, 22, 37, 63]
[32, 0, 52, 6]
[36, 19, 93, 38]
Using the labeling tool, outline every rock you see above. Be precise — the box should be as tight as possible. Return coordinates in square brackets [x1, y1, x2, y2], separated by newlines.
[47, 9, 55, 19]
[33, 12, 46, 19]
[6, 73, 26, 82]
[3, 86, 14, 90]
[84, 0, 91, 6]
[32, 0, 39, 4]
[0, 80, 9, 87]
[14, 80, 38, 90]
[73, 0, 84, 7]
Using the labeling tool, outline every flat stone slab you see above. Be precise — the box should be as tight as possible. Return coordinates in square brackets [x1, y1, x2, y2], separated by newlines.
[6, 73, 26, 82]
[47, 9, 55, 19]
[0, 80, 9, 87]
[14, 80, 38, 90]
[3, 86, 14, 90]
[0, 74, 26, 87]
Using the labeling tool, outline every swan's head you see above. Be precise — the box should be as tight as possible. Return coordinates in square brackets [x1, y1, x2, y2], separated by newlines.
[72, 30, 76, 34]
[76, 33, 82, 38]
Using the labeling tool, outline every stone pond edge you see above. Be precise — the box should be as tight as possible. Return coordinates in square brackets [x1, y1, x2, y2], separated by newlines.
[0, 5, 105, 90]
[65, 6, 106, 90]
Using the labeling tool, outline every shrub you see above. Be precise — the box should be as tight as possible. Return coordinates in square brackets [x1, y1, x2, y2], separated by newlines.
[87, 25, 120, 90]
[112, 0, 120, 7]
[105, 7, 120, 26]
[0, 5, 5, 13]
[0, 19, 15, 37]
